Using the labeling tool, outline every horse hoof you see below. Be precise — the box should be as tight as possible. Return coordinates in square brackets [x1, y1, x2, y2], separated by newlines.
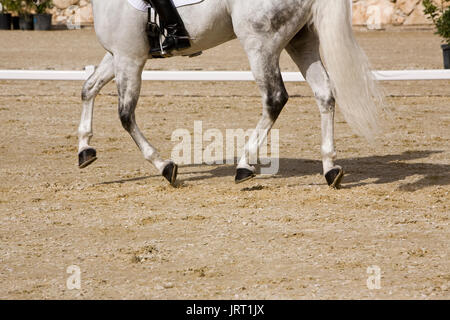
[162, 162, 178, 186]
[235, 168, 256, 184]
[325, 167, 344, 189]
[78, 148, 97, 169]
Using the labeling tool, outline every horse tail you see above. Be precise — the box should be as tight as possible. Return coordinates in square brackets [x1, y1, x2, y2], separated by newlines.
[311, 0, 384, 141]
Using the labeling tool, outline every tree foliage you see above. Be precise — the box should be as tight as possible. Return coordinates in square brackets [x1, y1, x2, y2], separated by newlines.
[423, 0, 450, 44]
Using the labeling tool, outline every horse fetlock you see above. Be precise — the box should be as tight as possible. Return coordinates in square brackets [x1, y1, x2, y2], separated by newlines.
[78, 126, 92, 137]
[321, 147, 336, 160]
[78, 129, 93, 148]
[321, 150, 337, 174]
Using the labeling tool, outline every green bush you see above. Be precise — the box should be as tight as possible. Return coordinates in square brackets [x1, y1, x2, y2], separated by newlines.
[0, 0, 21, 14]
[423, 0, 450, 44]
[33, 0, 53, 14]
[0, 1, 52, 15]
[19, 0, 34, 15]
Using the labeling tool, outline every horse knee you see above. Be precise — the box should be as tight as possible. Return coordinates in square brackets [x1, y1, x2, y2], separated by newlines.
[82, 75, 107, 102]
[81, 85, 91, 102]
[265, 89, 289, 120]
[81, 79, 97, 101]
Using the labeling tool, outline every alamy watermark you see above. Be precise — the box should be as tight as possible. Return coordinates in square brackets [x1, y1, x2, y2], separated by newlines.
[366, 265, 382, 290]
[171, 121, 279, 175]
[66, 265, 81, 290]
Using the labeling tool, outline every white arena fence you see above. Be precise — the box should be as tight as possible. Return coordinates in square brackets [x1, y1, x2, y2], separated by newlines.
[0, 66, 450, 81]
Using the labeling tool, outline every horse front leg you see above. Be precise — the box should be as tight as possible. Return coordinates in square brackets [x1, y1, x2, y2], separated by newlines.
[286, 29, 344, 188]
[114, 55, 178, 186]
[78, 52, 114, 168]
[235, 47, 289, 183]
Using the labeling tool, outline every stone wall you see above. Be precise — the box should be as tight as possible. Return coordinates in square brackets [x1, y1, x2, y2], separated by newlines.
[352, 0, 438, 27]
[50, 0, 93, 27]
[51, 0, 440, 28]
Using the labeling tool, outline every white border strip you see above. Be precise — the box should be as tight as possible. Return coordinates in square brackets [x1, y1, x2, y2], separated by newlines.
[373, 70, 450, 81]
[0, 67, 449, 81]
[0, 69, 90, 81]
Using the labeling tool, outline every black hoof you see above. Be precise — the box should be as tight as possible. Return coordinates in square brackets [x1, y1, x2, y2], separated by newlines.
[162, 162, 178, 186]
[325, 167, 344, 189]
[235, 168, 256, 184]
[78, 148, 97, 169]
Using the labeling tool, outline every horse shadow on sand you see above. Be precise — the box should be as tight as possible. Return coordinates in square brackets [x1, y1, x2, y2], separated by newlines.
[99, 150, 449, 191]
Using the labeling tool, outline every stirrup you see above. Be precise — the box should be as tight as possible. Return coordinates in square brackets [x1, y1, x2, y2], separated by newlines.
[149, 34, 191, 57]
[146, 6, 191, 57]
[146, 8, 166, 57]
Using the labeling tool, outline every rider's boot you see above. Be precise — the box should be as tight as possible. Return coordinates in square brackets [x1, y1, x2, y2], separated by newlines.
[148, 0, 191, 55]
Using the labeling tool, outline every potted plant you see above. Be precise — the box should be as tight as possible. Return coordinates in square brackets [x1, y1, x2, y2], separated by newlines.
[18, 0, 34, 30]
[423, 0, 450, 69]
[32, 0, 52, 30]
[0, 0, 13, 30]
[8, 0, 22, 29]
[2, 0, 23, 29]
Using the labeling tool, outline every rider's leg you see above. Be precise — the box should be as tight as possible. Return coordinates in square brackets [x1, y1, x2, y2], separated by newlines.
[148, 0, 191, 54]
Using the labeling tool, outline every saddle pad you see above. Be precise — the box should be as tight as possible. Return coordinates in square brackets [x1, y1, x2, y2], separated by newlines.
[128, 0, 204, 12]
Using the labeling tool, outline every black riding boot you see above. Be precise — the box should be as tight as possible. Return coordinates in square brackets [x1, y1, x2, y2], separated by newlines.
[148, 0, 191, 55]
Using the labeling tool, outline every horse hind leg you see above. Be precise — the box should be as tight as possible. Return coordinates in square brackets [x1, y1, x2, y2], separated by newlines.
[114, 55, 178, 186]
[78, 52, 114, 168]
[286, 28, 344, 188]
[235, 44, 289, 183]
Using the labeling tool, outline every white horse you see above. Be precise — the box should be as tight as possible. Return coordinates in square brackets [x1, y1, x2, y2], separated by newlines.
[77, 0, 383, 188]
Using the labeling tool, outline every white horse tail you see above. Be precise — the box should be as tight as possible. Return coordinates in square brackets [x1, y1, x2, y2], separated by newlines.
[311, 0, 384, 141]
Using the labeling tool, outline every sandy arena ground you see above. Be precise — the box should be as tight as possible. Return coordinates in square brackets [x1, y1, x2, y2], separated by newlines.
[0, 28, 449, 299]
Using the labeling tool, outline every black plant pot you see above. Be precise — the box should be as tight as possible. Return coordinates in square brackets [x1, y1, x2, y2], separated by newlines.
[0, 13, 12, 30]
[442, 44, 450, 69]
[19, 14, 34, 30]
[33, 14, 52, 31]
[12, 16, 20, 30]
